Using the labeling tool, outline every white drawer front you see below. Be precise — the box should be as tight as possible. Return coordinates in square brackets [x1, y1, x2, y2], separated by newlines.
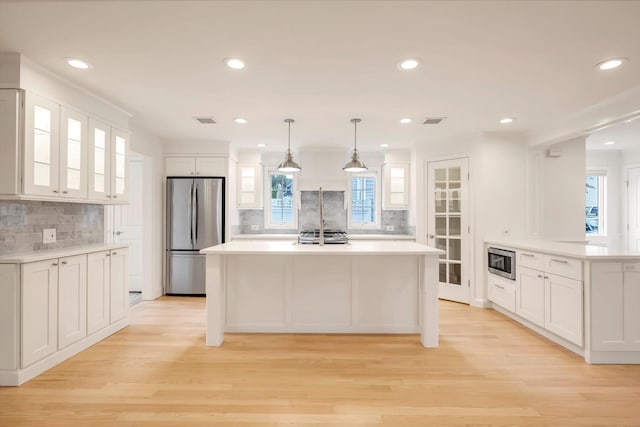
[544, 255, 582, 281]
[488, 274, 516, 312]
[517, 250, 544, 271]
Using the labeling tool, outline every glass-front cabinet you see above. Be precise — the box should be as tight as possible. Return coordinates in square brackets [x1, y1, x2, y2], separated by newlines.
[383, 162, 409, 209]
[59, 107, 88, 199]
[88, 118, 111, 201]
[110, 128, 129, 202]
[24, 93, 60, 196]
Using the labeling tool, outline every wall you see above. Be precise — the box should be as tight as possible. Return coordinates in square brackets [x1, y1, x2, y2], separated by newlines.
[586, 149, 623, 248]
[0, 201, 103, 255]
[534, 136, 586, 241]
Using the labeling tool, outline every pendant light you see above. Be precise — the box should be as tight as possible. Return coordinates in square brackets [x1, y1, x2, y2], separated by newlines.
[343, 118, 368, 172]
[277, 118, 302, 172]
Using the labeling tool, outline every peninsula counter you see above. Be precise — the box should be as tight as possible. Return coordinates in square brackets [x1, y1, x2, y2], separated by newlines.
[201, 241, 444, 348]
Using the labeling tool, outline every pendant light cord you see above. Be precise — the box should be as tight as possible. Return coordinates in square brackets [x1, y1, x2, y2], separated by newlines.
[288, 120, 291, 152]
[353, 120, 357, 151]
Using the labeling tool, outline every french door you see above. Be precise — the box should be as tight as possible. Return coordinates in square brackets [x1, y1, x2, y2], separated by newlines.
[427, 158, 470, 304]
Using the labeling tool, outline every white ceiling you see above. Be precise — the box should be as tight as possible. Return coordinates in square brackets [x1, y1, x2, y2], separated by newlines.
[1, 0, 639, 151]
[586, 116, 640, 151]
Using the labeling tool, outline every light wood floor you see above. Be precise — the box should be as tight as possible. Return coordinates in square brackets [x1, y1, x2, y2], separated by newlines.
[2, 298, 640, 426]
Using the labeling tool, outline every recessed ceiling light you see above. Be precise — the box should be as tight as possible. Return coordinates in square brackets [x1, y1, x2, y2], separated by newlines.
[399, 118, 412, 124]
[224, 58, 246, 70]
[604, 141, 616, 145]
[66, 58, 90, 69]
[500, 117, 514, 124]
[234, 118, 248, 124]
[380, 144, 389, 148]
[597, 58, 626, 71]
[257, 143, 266, 148]
[398, 58, 421, 70]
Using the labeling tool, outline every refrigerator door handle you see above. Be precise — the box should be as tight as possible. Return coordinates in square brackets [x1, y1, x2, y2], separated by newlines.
[194, 185, 199, 242]
[191, 182, 197, 248]
[188, 182, 193, 246]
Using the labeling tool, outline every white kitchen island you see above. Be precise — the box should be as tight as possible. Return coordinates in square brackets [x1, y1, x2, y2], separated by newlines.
[201, 241, 444, 348]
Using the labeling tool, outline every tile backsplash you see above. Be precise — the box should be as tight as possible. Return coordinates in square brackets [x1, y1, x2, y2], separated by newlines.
[0, 201, 104, 255]
[235, 190, 413, 235]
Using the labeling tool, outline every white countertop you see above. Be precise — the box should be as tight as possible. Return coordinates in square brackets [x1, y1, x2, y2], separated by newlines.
[485, 237, 640, 260]
[231, 234, 415, 241]
[0, 243, 128, 264]
[201, 240, 442, 256]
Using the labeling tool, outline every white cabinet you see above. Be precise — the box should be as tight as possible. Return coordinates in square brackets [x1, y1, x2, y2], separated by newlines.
[237, 163, 263, 208]
[88, 118, 111, 201]
[297, 150, 347, 191]
[383, 162, 409, 210]
[487, 273, 516, 312]
[110, 248, 128, 323]
[23, 92, 60, 197]
[545, 273, 583, 346]
[0, 89, 21, 195]
[87, 251, 111, 335]
[591, 263, 640, 351]
[59, 107, 88, 199]
[57, 254, 87, 349]
[21, 259, 58, 368]
[517, 266, 545, 327]
[165, 156, 227, 177]
[110, 128, 130, 203]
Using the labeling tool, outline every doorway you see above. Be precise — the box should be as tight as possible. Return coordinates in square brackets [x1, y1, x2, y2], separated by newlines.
[426, 157, 470, 304]
[113, 151, 153, 305]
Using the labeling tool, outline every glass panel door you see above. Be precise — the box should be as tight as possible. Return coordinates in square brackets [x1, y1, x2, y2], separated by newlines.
[427, 158, 469, 304]
[88, 118, 110, 201]
[59, 107, 88, 198]
[24, 93, 59, 196]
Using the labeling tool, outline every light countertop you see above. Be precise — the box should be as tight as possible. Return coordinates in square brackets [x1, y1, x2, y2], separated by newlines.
[485, 237, 640, 260]
[0, 243, 129, 264]
[201, 240, 442, 256]
[231, 234, 415, 241]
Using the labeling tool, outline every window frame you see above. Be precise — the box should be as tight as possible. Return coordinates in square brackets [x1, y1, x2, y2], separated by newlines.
[347, 171, 381, 230]
[585, 170, 607, 236]
[264, 167, 298, 229]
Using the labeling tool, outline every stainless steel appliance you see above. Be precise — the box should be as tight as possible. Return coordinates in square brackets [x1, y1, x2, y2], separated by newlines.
[488, 247, 516, 280]
[298, 229, 348, 245]
[166, 177, 224, 295]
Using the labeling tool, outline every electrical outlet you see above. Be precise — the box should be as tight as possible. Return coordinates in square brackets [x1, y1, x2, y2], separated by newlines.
[43, 228, 56, 244]
[386, 225, 395, 232]
[251, 225, 260, 231]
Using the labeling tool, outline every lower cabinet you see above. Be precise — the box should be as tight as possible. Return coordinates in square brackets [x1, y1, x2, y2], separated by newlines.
[58, 254, 88, 349]
[545, 273, 583, 347]
[517, 266, 545, 327]
[21, 260, 58, 368]
[87, 251, 111, 335]
[110, 248, 128, 322]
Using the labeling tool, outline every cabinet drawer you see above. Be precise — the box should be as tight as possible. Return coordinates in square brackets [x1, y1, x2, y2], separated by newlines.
[488, 274, 516, 312]
[544, 255, 582, 281]
[517, 250, 544, 271]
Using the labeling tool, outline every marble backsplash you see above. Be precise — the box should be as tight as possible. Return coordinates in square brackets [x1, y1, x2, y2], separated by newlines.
[235, 190, 413, 235]
[0, 201, 104, 255]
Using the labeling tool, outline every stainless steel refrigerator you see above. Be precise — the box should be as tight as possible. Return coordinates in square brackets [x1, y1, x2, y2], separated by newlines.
[166, 177, 224, 295]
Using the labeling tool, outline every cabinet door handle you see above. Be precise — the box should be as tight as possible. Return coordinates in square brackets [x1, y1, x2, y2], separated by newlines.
[62, 190, 68, 194]
[113, 195, 118, 199]
[537, 274, 543, 278]
[61, 261, 68, 265]
[112, 252, 118, 255]
[106, 253, 111, 257]
[521, 253, 535, 257]
[52, 262, 58, 267]
[495, 284, 505, 290]
[544, 276, 549, 279]
[550, 258, 568, 264]
[106, 195, 112, 198]
[52, 190, 58, 194]
[428, 234, 435, 239]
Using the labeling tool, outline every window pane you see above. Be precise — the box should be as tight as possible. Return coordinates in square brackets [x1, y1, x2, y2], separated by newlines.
[435, 216, 446, 235]
[94, 173, 104, 193]
[94, 129, 106, 149]
[95, 147, 105, 175]
[34, 131, 50, 164]
[67, 139, 81, 170]
[270, 173, 294, 225]
[34, 162, 50, 186]
[67, 169, 80, 190]
[34, 106, 51, 132]
[115, 137, 126, 155]
[586, 175, 599, 234]
[449, 167, 461, 181]
[435, 168, 446, 181]
[116, 177, 125, 194]
[439, 262, 447, 283]
[449, 263, 461, 285]
[68, 118, 81, 142]
[116, 153, 125, 178]
[351, 176, 376, 224]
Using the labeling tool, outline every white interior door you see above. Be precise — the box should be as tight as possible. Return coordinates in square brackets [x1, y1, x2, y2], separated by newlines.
[114, 156, 144, 292]
[628, 167, 640, 251]
[427, 158, 470, 304]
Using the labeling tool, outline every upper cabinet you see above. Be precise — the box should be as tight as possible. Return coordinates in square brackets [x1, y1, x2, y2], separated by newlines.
[383, 162, 409, 210]
[237, 163, 263, 208]
[0, 89, 129, 204]
[165, 156, 227, 177]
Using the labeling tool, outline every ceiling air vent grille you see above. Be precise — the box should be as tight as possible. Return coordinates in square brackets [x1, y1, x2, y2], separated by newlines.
[194, 117, 216, 124]
[422, 117, 446, 125]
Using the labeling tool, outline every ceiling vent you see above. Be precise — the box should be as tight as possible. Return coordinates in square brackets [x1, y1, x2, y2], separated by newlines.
[422, 117, 446, 125]
[194, 117, 216, 124]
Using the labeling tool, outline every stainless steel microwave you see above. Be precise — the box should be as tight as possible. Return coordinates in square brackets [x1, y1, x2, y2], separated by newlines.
[488, 247, 516, 280]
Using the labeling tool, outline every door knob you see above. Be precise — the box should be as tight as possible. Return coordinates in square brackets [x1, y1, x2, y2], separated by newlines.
[115, 231, 123, 236]
[428, 234, 435, 239]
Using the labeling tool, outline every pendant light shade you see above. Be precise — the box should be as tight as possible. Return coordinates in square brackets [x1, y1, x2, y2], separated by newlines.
[343, 118, 368, 172]
[277, 118, 301, 173]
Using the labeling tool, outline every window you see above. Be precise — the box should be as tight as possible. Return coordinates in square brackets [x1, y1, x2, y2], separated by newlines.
[349, 173, 379, 228]
[586, 172, 606, 235]
[265, 169, 297, 228]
